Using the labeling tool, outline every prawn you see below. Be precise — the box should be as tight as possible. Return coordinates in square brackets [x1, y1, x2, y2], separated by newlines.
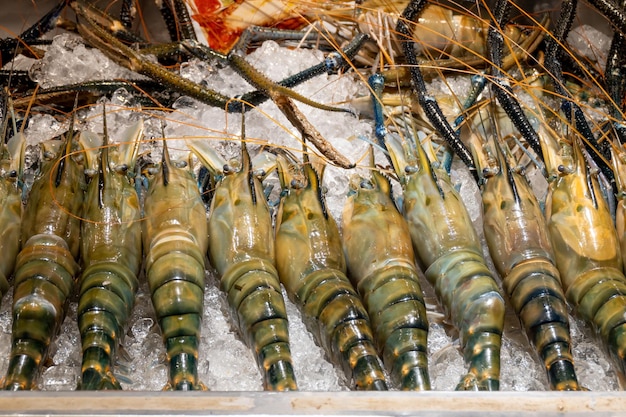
[77, 115, 143, 390]
[466, 101, 580, 390]
[0, 94, 25, 301]
[142, 140, 209, 390]
[342, 147, 430, 390]
[381, 121, 505, 390]
[545, 132, 626, 377]
[2, 123, 84, 390]
[273, 149, 388, 390]
[187, 137, 298, 391]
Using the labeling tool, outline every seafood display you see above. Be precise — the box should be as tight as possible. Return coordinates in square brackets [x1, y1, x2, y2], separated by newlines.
[0, 0, 626, 393]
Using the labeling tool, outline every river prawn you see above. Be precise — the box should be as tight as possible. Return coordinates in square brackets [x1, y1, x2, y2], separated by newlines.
[611, 137, 626, 350]
[541, 125, 626, 378]
[402, 142, 503, 391]
[464, 100, 580, 391]
[187, 137, 297, 391]
[273, 148, 388, 390]
[76, 114, 143, 390]
[142, 139, 209, 391]
[1, 122, 85, 391]
[374, 94, 504, 390]
[0, 95, 25, 303]
[341, 147, 430, 391]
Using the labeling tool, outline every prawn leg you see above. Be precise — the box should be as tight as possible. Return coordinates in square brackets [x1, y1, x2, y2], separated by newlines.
[600, 0, 626, 215]
[395, 0, 477, 179]
[160, 0, 197, 42]
[586, 0, 626, 38]
[486, 0, 544, 160]
[0, 0, 66, 66]
[541, 0, 613, 180]
[12, 33, 366, 113]
[70, 0, 356, 168]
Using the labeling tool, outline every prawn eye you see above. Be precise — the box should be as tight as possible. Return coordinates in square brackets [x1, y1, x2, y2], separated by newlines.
[114, 164, 129, 174]
[359, 179, 373, 189]
[84, 168, 97, 178]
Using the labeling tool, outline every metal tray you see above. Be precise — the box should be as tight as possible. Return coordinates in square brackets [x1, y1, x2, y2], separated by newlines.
[0, 391, 625, 417]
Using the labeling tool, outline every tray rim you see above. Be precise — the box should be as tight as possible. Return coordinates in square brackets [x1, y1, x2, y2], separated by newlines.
[0, 390, 623, 416]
